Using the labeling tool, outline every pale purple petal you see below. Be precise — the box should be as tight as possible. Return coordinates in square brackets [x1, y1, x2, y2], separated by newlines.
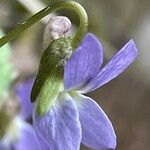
[0, 142, 5, 150]
[81, 40, 138, 93]
[14, 118, 40, 150]
[0, 141, 12, 150]
[16, 78, 35, 119]
[64, 33, 103, 90]
[36, 134, 51, 150]
[33, 93, 82, 150]
[73, 93, 116, 150]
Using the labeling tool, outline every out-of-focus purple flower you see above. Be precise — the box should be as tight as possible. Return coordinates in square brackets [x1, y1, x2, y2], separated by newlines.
[16, 78, 35, 120]
[0, 142, 5, 149]
[0, 78, 41, 150]
[34, 33, 138, 150]
[1, 117, 40, 150]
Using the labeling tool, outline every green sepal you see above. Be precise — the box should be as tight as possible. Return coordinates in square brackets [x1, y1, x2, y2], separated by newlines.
[31, 37, 73, 115]
[36, 68, 63, 116]
[31, 37, 73, 102]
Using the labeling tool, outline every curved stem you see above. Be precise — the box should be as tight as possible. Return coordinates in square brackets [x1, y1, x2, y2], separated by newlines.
[0, 1, 88, 49]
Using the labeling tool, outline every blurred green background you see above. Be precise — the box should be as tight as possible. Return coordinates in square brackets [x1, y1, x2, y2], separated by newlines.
[0, 0, 150, 149]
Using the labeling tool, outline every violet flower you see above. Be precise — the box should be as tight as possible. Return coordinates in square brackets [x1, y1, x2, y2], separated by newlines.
[33, 33, 138, 150]
[0, 117, 40, 150]
[16, 78, 34, 120]
[0, 78, 40, 150]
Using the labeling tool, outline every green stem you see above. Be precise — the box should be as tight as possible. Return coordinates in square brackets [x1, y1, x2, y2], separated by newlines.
[0, 1, 88, 49]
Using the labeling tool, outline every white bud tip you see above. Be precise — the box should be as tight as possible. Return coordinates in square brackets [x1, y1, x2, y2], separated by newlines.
[43, 16, 72, 49]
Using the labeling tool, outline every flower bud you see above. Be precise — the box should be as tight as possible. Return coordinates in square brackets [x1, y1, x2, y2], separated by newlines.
[43, 16, 71, 50]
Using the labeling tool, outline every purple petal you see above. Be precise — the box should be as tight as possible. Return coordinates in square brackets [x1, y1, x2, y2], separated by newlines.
[81, 40, 138, 92]
[16, 78, 35, 119]
[0, 143, 5, 150]
[36, 134, 51, 150]
[73, 93, 116, 150]
[33, 93, 82, 150]
[14, 118, 40, 150]
[64, 33, 103, 90]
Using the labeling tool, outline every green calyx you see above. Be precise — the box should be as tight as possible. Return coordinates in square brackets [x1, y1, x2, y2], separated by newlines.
[36, 69, 64, 116]
[31, 37, 73, 116]
[47, 37, 73, 67]
[31, 37, 73, 102]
